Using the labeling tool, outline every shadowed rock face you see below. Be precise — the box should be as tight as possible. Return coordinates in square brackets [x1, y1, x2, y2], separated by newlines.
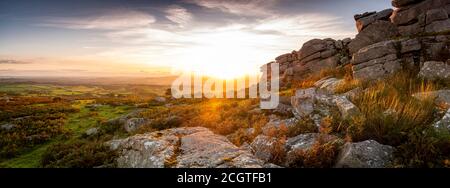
[348, 20, 399, 55]
[355, 9, 394, 32]
[108, 127, 266, 168]
[391, 0, 450, 36]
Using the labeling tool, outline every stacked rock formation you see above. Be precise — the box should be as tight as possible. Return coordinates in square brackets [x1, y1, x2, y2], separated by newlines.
[265, 0, 450, 84]
[273, 38, 351, 86]
[349, 9, 399, 54]
[391, 0, 450, 36]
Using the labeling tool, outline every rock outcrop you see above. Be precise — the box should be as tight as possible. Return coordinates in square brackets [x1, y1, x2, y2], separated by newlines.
[334, 140, 395, 168]
[349, 10, 399, 54]
[265, 0, 450, 84]
[391, 0, 450, 36]
[351, 40, 402, 81]
[109, 127, 266, 168]
[354, 9, 394, 32]
[418, 60, 450, 80]
[291, 85, 360, 125]
[270, 37, 351, 87]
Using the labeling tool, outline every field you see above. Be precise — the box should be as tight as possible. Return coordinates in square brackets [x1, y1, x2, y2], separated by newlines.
[0, 82, 167, 167]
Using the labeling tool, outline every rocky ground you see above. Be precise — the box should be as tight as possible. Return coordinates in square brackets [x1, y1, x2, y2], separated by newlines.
[92, 0, 450, 168]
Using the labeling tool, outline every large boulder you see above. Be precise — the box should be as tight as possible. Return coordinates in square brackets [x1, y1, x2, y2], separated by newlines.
[298, 39, 335, 60]
[333, 96, 361, 119]
[334, 140, 395, 168]
[314, 77, 344, 94]
[355, 9, 394, 32]
[291, 88, 317, 118]
[124, 118, 149, 133]
[418, 61, 450, 80]
[284, 133, 342, 167]
[109, 127, 265, 168]
[348, 20, 399, 54]
[250, 135, 278, 162]
[352, 40, 402, 81]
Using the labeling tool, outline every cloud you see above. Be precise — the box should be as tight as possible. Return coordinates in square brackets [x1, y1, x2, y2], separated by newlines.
[0, 59, 31, 64]
[165, 5, 193, 26]
[38, 10, 155, 30]
[186, 0, 279, 17]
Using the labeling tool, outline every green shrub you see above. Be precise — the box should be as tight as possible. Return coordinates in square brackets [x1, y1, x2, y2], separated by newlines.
[41, 141, 117, 168]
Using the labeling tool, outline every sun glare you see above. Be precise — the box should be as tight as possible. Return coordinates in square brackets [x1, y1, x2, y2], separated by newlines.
[171, 30, 274, 79]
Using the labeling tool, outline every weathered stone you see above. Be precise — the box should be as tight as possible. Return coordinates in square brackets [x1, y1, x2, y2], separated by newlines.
[392, 0, 424, 8]
[262, 118, 298, 135]
[356, 9, 394, 32]
[353, 54, 398, 71]
[0, 123, 16, 131]
[291, 88, 316, 118]
[334, 96, 361, 118]
[110, 127, 265, 168]
[426, 8, 449, 24]
[305, 55, 339, 73]
[320, 49, 337, 59]
[425, 19, 450, 33]
[342, 87, 363, 100]
[421, 36, 450, 61]
[353, 60, 402, 81]
[401, 38, 422, 53]
[342, 38, 352, 45]
[298, 39, 335, 60]
[314, 77, 344, 94]
[153, 96, 166, 103]
[300, 51, 321, 64]
[349, 21, 399, 55]
[354, 11, 376, 20]
[352, 40, 398, 65]
[391, 0, 449, 26]
[275, 53, 291, 63]
[272, 103, 293, 116]
[398, 22, 424, 36]
[335, 40, 344, 49]
[285, 133, 342, 167]
[85, 128, 99, 136]
[124, 118, 148, 133]
[334, 140, 395, 168]
[418, 61, 450, 80]
[250, 135, 278, 162]
[286, 133, 338, 151]
[434, 108, 450, 130]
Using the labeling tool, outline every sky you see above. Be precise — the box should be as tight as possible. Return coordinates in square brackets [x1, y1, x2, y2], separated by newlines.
[0, 0, 392, 78]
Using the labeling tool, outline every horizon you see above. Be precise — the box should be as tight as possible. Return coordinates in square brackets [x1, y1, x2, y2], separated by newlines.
[1, 0, 391, 78]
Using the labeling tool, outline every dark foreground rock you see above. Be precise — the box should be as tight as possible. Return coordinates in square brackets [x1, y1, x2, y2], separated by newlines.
[334, 140, 395, 168]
